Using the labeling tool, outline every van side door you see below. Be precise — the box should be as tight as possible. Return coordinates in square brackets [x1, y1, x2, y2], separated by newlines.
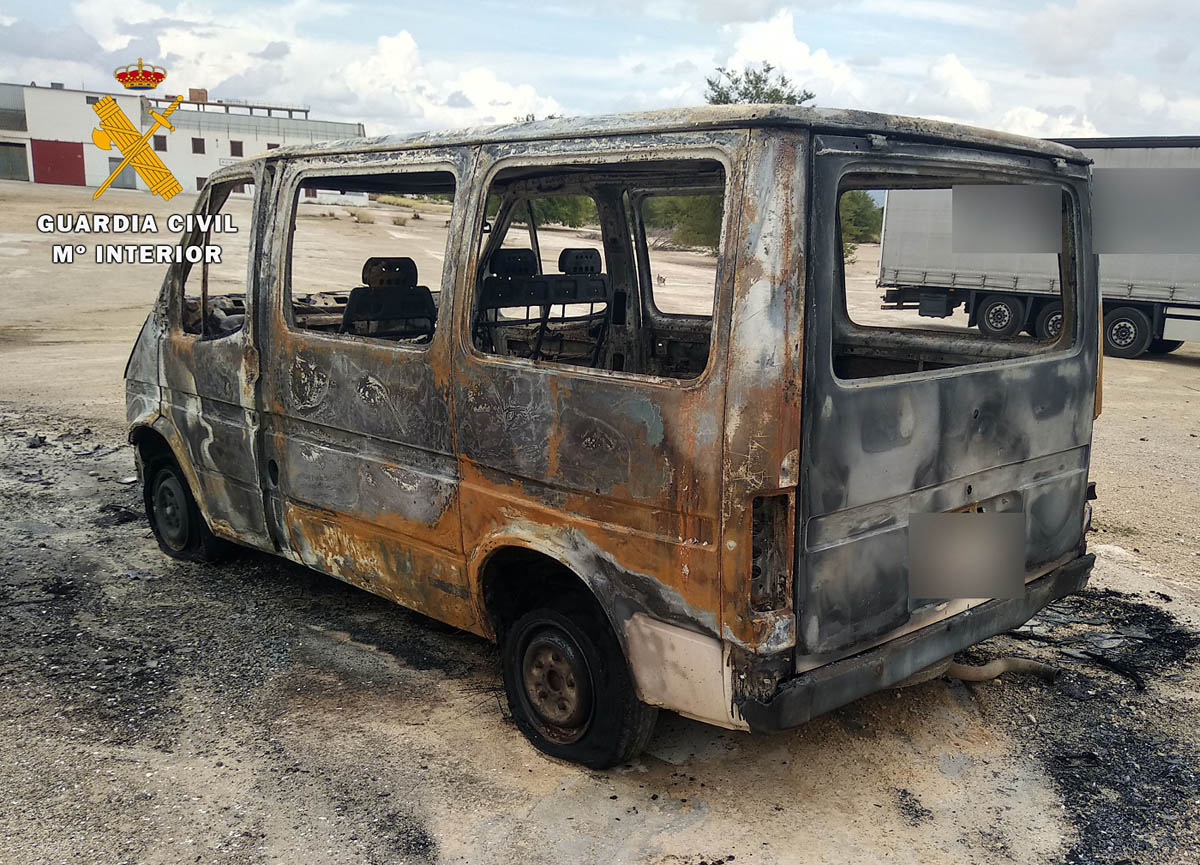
[258, 151, 479, 631]
[159, 167, 271, 548]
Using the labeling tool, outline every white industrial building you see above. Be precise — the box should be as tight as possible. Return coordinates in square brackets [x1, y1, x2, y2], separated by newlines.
[0, 81, 363, 195]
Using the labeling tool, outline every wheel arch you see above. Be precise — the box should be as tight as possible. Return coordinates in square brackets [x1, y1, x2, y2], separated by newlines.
[129, 419, 213, 527]
[472, 538, 617, 644]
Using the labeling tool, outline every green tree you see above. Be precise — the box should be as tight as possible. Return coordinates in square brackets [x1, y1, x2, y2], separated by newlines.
[840, 190, 883, 243]
[637, 62, 817, 252]
[643, 194, 723, 252]
[838, 189, 883, 260]
[495, 194, 598, 228]
[530, 195, 596, 228]
[704, 61, 815, 106]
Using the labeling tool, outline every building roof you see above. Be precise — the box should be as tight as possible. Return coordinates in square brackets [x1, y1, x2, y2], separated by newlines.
[256, 104, 1090, 163]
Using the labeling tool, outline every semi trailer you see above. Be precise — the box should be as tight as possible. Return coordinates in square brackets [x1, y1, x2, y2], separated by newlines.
[877, 136, 1200, 357]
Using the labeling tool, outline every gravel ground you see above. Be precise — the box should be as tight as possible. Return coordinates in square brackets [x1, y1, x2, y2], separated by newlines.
[1, 180, 1199, 864]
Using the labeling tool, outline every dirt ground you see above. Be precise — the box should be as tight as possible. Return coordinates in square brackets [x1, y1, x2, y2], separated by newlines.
[1, 180, 1198, 865]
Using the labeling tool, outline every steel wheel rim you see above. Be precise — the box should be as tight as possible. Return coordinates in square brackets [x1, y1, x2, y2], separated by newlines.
[1109, 318, 1137, 348]
[985, 302, 1012, 330]
[153, 474, 188, 550]
[1046, 311, 1063, 338]
[520, 627, 593, 743]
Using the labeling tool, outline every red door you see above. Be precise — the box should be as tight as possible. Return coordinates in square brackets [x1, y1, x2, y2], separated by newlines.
[31, 139, 85, 186]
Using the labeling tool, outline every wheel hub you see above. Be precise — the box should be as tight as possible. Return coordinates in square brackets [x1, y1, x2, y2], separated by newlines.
[986, 303, 1012, 329]
[1109, 319, 1136, 348]
[153, 475, 188, 549]
[1047, 312, 1062, 338]
[522, 635, 589, 730]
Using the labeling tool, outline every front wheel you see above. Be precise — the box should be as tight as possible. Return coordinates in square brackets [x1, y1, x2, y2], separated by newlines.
[145, 458, 230, 561]
[976, 294, 1026, 338]
[501, 604, 657, 768]
[1103, 306, 1152, 358]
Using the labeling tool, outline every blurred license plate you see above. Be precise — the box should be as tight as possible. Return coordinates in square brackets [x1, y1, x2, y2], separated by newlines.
[908, 512, 1024, 602]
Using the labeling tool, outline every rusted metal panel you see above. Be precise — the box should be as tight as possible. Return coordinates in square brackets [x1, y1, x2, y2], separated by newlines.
[718, 129, 808, 660]
[257, 146, 479, 632]
[261, 105, 1087, 166]
[453, 132, 746, 645]
[794, 134, 1098, 662]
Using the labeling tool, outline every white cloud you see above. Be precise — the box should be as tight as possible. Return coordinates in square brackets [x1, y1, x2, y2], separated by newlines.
[723, 10, 865, 105]
[691, 0, 794, 23]
[927, 53, 991, 115]
[856, 0, 1011, 30]
[5, 1, 561, 134]
[1082, 74, 1200, 135]
[5, 0, 1200, 140]
[997, 105, 1099, 137]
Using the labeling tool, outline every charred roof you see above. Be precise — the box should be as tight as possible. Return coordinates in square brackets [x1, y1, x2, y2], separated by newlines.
[251, 104, 1089, 164]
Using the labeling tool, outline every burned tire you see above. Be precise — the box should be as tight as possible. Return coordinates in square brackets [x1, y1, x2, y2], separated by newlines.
[976, 294, 1026, 338]
[1034, 300, 1065, 341]
[144, 458, 230, 562]
[501, 603, 657, 768]
[1103, 306, 1152, 359]
[1147, 338, 1185, 355]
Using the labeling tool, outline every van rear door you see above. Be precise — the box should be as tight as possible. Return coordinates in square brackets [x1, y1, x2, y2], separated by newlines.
[796, 134, 1097, 665]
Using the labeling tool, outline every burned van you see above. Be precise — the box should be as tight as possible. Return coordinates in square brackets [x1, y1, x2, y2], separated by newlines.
[125, 106, 1098, 768]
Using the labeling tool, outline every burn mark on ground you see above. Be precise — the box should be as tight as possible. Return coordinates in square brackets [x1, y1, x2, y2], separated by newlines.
[968, 589, 1200, 865]
[893, 787, 932, 826]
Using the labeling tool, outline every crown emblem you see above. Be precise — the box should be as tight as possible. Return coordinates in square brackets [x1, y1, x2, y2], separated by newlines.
[113, 58, 167, 90]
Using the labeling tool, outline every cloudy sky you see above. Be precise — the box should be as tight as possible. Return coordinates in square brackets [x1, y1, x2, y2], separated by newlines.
[1, 0, 1198, 138]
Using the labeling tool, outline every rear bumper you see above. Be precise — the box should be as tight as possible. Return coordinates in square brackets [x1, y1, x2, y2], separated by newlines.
[737, 553, 1094, 733]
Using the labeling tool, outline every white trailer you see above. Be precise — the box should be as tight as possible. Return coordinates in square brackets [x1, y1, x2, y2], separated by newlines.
[878, 136, 1200, 357]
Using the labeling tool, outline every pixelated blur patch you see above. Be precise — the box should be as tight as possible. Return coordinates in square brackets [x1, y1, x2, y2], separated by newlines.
[908, 512, 1024, 603]
[951, 184, 1063, 253]
[1093, 168, 1200, 254]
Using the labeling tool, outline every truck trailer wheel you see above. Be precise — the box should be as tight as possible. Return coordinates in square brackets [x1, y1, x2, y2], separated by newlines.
[976, 294, 1026, 338]
[1103, 306, 1152, 358]
[1147, 338, 1185, 355]
[1034, 301, 1064, 341]
[501, 602, 657, 768]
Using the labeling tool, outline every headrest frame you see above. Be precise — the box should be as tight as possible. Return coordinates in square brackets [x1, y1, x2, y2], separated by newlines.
[362, 256, 417, 289]
[558, 247, 602, 274]
[489, 248, 538, 278]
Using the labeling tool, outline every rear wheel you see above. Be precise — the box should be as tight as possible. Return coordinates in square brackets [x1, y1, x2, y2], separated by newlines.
[976, 294, 1026, 338]
[1033, 300, 1064, 341]
[501, 602, 657, 768]
[144, 457, 230, 561]
[1103, 306, 1152, 358]
[1147, 338, 1185, 355]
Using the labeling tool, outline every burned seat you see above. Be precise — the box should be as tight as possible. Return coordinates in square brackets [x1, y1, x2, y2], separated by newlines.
[475, 247, 610, 364]
[340, 256, 437, 342]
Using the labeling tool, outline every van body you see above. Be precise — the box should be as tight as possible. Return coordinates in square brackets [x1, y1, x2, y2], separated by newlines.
[125, 106, 1098, 767]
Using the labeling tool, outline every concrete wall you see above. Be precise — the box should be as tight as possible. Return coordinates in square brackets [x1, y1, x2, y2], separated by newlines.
[23, 86, 145, 189]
